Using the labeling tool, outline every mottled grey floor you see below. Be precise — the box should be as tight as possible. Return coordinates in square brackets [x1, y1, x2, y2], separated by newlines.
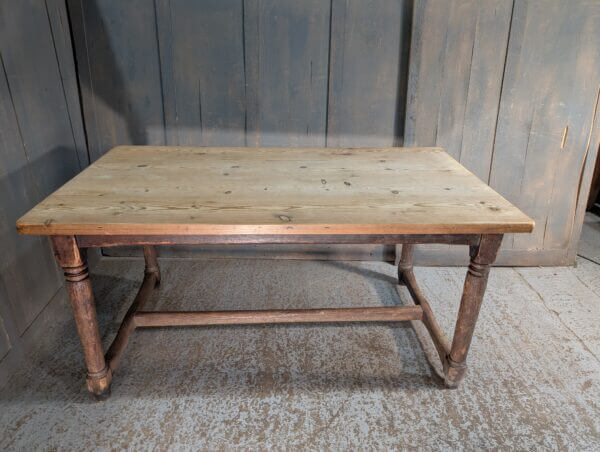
[1, 228, 600, 449]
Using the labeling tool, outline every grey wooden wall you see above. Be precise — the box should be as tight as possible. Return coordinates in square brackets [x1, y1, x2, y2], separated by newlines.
[0, 0, 87, 378]
[405, 0, 600, 265]
[69, 0, 411, 159]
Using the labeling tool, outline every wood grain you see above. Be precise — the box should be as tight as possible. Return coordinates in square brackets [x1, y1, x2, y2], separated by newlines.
[157, 0, 246, 147]
[134, 306, 423, 327]
[327, 0, 411, 147]
[68, 0, 165, 162]
[255, 0, 330, 147]
[0, 0, 84, 338]
[77, 233, 480, 248]
[17, 146, 534, 236]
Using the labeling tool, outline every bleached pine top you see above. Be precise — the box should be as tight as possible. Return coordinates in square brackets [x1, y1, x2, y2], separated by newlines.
[17, 146, 534, 236]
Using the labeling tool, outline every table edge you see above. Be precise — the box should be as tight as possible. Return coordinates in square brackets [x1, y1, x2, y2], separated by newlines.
[17, 221, 535, 236]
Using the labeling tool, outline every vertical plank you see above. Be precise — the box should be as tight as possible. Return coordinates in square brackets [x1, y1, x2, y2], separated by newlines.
[489, 0, 600, 253]
[434, 0, 478, 161]
[243, 0, 261, 147]
[154, 0, 178, 146]
[0, 0, 82, 190]
[489, 0, 552, 251]
[70, 0, 165, 161]
[0, 0, 77, 335]
[0, 333, 9, 361]
[458, 0, 513, 181]
[0, 314, 10, 360]
[568, 86, 600, 262]
[403, 0, 451, 146]
[404, 0, 512, 177]
[0, 277, 14, 361]
[540, 3, 600, 252]
[255, 0, 330, 147]
[328, 0, 410, 147]
[161, 0, 246, 146]
[46, 0, 89, 167]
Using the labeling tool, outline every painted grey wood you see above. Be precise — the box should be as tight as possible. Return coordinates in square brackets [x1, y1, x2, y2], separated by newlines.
[568, 90, 600, 263]
[69, 0, 165, 161]
[0, 277, 15, 362]
[327, 0, 411, 147]
[405, 0, 512, 178]
[489, 0, 600, 254]
[0, 315, 10, 361]
[433, 0, 478, 161]
[404, 0, 600, 265]
[404, 0, 451, 147]
[157, 0, 246, 146]
[457, 1, 513, 181]
[0, 0, 82, 336]
[0, 0, 82, 190]
[254, 0, 330, 146]
[0, 0, 87, 385]
[46, 0, 89, 167]
[0, 286, 71, 392]
[243, 0, 260, 146]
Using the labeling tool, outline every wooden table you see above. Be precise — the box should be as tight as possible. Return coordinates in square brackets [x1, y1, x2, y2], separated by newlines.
[17, 146, 533, 398]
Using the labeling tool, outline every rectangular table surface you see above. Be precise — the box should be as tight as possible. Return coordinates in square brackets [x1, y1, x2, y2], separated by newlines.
[17, 146, 534, 236]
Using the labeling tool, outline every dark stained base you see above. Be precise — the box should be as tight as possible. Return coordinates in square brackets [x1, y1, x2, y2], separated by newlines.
[52, 233, 503, 398]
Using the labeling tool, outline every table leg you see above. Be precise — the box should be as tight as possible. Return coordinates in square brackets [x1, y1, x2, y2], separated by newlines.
[51, 236, 111, 399]
[143, 245, 161, 286]
[444, 234, 503, 387]
[397, 243, 414, 285]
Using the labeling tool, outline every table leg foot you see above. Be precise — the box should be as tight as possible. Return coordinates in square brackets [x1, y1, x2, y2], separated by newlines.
[92, 386, 112, 401]
[87, 367, 112, 399]
[443, 355, 466, 388]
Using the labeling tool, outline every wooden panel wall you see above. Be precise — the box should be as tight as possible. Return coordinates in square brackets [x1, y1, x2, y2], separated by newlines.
[328, 0, 410, 147]
[71, 0, 410, 156]
[70, 0, 411, 260]
[405, 0, 600, 266]
[0, 0, 87, 371]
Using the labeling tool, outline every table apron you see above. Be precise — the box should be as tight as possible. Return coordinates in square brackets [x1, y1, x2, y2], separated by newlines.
[76, 234, 480, 248]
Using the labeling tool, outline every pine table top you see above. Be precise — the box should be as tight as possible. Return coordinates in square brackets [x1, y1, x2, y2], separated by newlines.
[17, 146, 534, 236]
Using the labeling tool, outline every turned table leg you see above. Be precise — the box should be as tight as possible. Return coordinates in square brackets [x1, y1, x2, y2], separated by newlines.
[397, 244, 414, 285]
[51, 236, 112, 399]
[143, 245, 161, 286]
[444, 234, 503, 387]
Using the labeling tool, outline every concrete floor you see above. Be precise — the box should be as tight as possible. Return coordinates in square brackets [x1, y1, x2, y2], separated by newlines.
[1, 225, 600, 449]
